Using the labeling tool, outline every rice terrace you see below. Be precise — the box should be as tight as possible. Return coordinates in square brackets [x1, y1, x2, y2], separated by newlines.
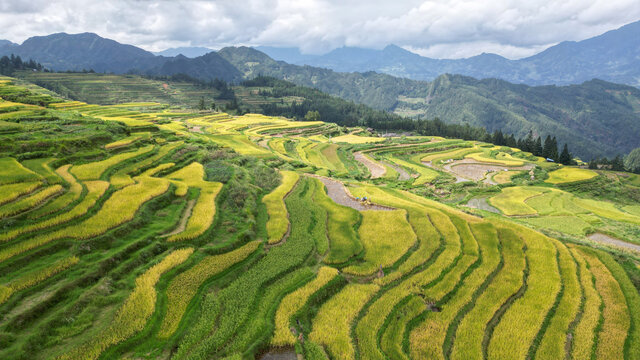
[1, 6, 640, 360]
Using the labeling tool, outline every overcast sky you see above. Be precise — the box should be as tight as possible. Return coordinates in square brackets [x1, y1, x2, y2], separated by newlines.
[1, 0, 639, 59]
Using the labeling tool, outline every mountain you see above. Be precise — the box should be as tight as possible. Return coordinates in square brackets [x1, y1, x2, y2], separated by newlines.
[261, 20, 640, 87]
[0, 40, 16, 50]
[4, 32, 640, 158]
[0, 32, 240, 81]
[153, 52, 242, 82]
[0, 32, 164, 73]
[219, 46, 640, 158]
[153, 46, 214, 58]
[253, 46, 318, 64]
[392, 74, 640, 159]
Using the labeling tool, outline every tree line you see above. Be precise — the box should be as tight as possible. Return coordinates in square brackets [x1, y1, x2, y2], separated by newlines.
[0, 54, 45, 76]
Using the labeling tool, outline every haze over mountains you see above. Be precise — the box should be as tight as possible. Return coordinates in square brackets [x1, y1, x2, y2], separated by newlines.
[257, 20, 640, 87]
[1, 21, 639, 159]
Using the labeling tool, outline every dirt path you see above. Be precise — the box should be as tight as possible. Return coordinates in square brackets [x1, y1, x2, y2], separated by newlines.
[588, 233, 640, 253]
[258, 138, 270, 149]
[161, 199, 195, 237]
[354, 152, 386, 179]
[381, 161, 410, 181]
[306, 174, 393, 211]
[464, 198, 500, 213]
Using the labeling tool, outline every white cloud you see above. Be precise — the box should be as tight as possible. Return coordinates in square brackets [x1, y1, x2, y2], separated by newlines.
[0, 0, 638, 58]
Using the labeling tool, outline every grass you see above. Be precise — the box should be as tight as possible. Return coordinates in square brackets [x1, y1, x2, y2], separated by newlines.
[159, 241, 261, 338]
[409, 221, 500, 360]
[354, 208, 463, 360]
[331, 134, 385, 144]
[492, 170, 522, 184]
[165, 163, 223, 242]
[568, 247, 602, 360]
[522, 215, 592, 236]
[309, 283, 379, 360]
[104, 133, 148, 149]
[28, 165, 83, 218]
[0, 176, 169, 262]
[343, 209, 416, 276]
[0, 181, 41, 206]
[465, 150, 525, 166]
[22, 158, 61, 184]
[546, 167, 598, 184]
[573, 197, 640, 225]
[450, 226, 525, 360]
[0, 184, 63, 218]
[272, 266, 339, 346]
[313, 179, 361, 262]
[488, 186, 547, 216]
[579, 249, 629, 360]
[487, 226, 561, 360]
[172, 178, 320, 359]
[0, 256, 79, 304]
[0, 180, 109, 242]
[110, 142, 182, 188]
[534, 242, 582, 359]
[70, 145, 154, 180]
[262, 171, 299, 244]
[387, 155, 440, 185]
[592, 248, 640, 359]
[0, 157, 41, 184]
[60, 248, 193, 360]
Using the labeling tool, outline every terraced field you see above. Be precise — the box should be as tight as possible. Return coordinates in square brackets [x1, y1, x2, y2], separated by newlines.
[0, 74, 638, 360]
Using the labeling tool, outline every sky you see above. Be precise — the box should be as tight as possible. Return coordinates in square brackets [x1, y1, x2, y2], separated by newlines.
[0, 0, 639, 59]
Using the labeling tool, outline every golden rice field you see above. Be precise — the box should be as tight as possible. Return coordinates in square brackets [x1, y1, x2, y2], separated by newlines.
[0, 75, 637, 360]
[546, 167, 598, 184]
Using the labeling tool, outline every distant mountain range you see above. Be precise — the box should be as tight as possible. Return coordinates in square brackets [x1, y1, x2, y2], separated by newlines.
[0, 33, 240, 82]
[153, 46, 214, 58]
[257, 20, 640, 88]
[1, 26, 639, 158]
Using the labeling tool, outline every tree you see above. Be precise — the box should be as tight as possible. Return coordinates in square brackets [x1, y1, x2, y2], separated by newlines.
[542, 135, 553, 159]
[492, 130, 505, 146]
[611, 155, 625, 171]
[533, 137, 543, 157]
[198, 97, 206, 110]
[549, 137, 559, 161]
[559, 144, 572, 165]
[523, 131, 534, 153]
[588, 159, 598, 169]
[624, 148, 640, 173]
[304, 110, 320, 122]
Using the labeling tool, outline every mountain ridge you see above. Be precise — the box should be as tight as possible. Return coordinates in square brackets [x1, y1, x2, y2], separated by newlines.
[258, 20, 640, 87]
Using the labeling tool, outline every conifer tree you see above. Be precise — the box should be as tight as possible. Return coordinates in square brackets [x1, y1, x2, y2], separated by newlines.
[534, 137, 543, 156]
[559, 144, 572, 165]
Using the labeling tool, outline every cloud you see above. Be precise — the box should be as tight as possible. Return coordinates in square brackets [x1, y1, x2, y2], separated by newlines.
[0, 0, 638, 59]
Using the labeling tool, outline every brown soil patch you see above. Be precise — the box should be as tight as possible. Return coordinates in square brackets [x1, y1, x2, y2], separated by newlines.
[354, 152, 386, 179]
[588, 233, 640, 253]
[306, 174, 393, 211]
[443, 159, 534, 184]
